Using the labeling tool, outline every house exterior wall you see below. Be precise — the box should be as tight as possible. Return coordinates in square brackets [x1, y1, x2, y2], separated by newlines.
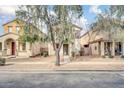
[80, 30, 124, 56]
[90, 42, 100, 55]
[3, 20, 24, 34]
[31, 42, 44, 56]
[48, 39, 80, 57]
[18, 42, 31, 57]
[0, 19, 46, 58]
[80, 30, 103, 46]
[48, 43, 64, 56]
[48, 25, 81, 57]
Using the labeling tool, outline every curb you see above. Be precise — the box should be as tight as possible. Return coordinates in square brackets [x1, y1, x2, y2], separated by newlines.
[1, 69, 124, 72]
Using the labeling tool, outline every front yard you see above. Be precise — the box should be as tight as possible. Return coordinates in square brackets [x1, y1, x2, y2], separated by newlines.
[6, 55, 124, 63]
[0, 55, 124, 72]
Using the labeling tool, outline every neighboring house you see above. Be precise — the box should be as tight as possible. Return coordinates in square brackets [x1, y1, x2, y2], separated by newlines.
[80, 30, 124, 56]
[48, 24, 82, 57]
[0, 18, 46, 57]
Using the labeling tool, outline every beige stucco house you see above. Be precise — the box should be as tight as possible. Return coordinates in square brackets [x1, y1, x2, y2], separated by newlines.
[0, 19, 46, 58]
[80, 30, 124, 57]
[48, 25, 82, 57]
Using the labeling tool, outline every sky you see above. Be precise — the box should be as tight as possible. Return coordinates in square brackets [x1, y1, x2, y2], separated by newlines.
[0, 5, 110, 35]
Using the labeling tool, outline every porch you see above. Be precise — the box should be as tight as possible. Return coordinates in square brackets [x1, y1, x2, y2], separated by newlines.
[100, 41, 124, 57]
[0, 33, 31, 57]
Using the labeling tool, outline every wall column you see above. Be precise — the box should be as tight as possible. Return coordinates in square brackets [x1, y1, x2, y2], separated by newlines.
[26, 42, 31, 57]
[69, 44, 72, 57]
[112, 41, 115, 56]
[122, 43, 124, 56]
[101, 41, 104, 56]
[16, 40, 18, 56]
[2, 41, 5, 56]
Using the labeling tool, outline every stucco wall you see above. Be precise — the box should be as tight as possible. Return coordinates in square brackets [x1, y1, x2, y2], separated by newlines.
[31, 42, 44, 56]
[80, 31, 103, 47]
[0, 51, 2, 56]
[90, 42, 100, 55]
[18, 51, 30, 57]
[48, 43, 63, 56]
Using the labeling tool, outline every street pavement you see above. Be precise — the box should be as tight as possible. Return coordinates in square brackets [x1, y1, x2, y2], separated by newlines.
[0, 71, 124, 88]
[0, 57, 124, 88]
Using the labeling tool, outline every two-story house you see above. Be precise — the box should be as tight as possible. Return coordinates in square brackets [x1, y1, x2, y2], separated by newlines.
[48, 24, 82, 57]
[0, 18, 46, 57]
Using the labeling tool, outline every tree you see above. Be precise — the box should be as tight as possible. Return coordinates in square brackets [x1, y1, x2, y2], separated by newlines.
[16, 5, 83, 66]
[110, 5, 124, 18]
[110, 5, 124, 39]
[90, 9, 122, 56]
[90, 6, 124, 56]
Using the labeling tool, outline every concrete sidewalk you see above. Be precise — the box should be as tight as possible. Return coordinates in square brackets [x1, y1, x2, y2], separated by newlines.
[1, 61, 124, 72]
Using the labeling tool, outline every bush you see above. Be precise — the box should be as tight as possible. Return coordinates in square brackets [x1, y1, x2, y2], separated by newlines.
[102, 55, 114, 58]
[102, 55, 105, 58]
[109, 55, 114, 58]
[43, 51, 48, 57]
[121, 55, 124, 58]
[0, 58, 6, 66]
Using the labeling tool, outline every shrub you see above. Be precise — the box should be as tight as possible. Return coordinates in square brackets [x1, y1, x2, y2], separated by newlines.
[102, 55, 105, 58]
[43, 51, 48, 57]
[109, 55, 114, 58]
[121, 55, 124, 58]
[0, 58, 6, 66]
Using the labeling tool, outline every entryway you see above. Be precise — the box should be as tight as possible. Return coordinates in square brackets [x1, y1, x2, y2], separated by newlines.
[5, 38, 16, 56]
[63, 44, 69, 55]
[12, 42, 15, 55]
[115, 42, 122, 56]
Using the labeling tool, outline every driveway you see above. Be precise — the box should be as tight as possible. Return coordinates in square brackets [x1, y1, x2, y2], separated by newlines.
[0, 71, 124, 88]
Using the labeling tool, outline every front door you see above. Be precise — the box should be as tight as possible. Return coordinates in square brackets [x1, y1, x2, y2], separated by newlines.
[115, 42, 122, 55]
[63, 44, 69, 55]
[12, 42, 15, 55]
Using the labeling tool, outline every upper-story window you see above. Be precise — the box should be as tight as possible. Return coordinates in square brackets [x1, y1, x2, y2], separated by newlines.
[8, 26, 12, 32]
[16, 26, 20, 33]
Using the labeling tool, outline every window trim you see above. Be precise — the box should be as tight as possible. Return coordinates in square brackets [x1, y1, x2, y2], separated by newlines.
[16, 26, 20, 33]
[8, 26, 12, 32]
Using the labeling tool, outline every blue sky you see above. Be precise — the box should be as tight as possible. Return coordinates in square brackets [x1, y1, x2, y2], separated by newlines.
[0, 5, 110, 35]
[83, 5, 110, 24]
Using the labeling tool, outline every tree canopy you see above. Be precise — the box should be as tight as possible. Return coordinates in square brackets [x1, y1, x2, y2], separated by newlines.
[16, 5, 83, 66]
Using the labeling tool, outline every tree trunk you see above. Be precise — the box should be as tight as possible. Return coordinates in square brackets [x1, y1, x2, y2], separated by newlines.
[55, 50, 60, 66]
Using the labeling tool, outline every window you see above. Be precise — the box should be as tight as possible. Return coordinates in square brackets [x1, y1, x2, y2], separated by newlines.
[22, 43, 26, 51]
[84, 45, 89, 47]
[0, 42, 2, 50]
[8, 26, 12, 32]
[16, 26, 20, 33]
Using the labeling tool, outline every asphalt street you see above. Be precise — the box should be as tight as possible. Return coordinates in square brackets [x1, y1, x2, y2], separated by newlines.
[0, 71, 124, 88]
